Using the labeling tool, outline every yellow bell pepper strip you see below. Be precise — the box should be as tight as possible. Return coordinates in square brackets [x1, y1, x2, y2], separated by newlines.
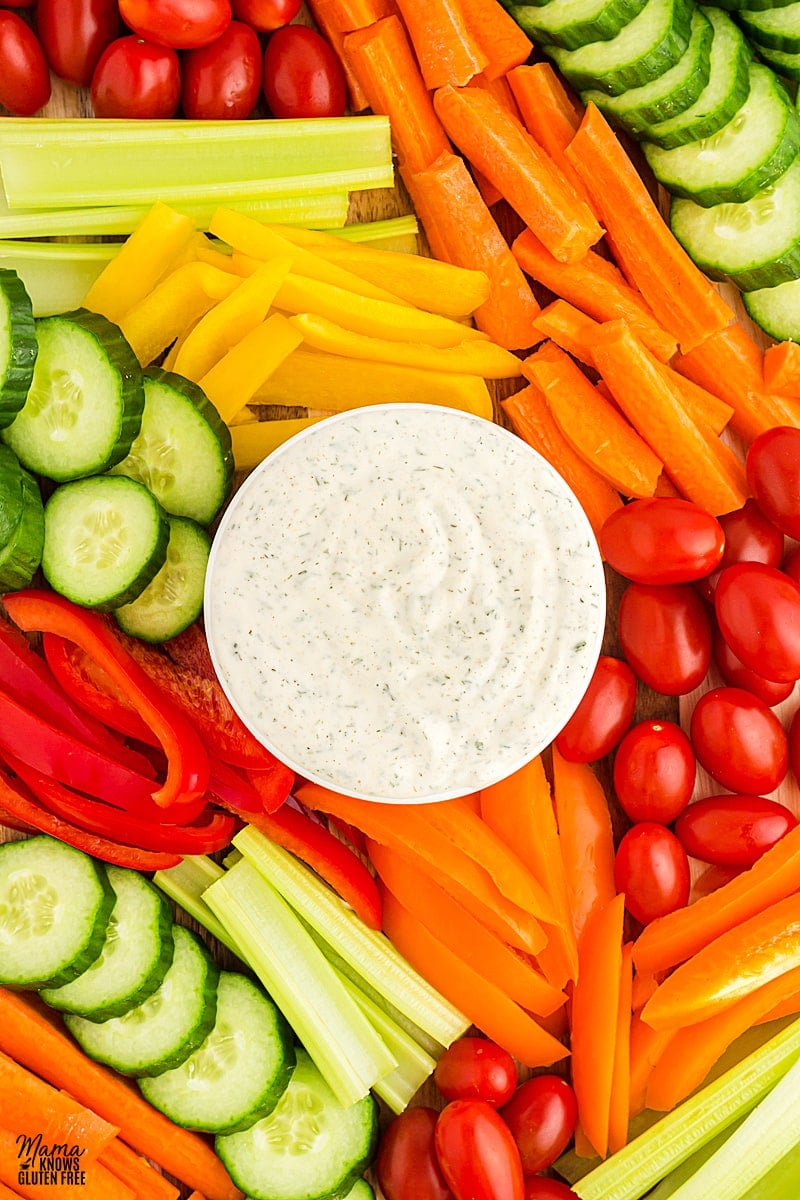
[288, 312, 523, 378]
[82, 201, 197, 324]
[198, 313, 303, 425]
[2, 589, 209, 811]
[119, 261, 240, 366]
[230, 417, 326, 469]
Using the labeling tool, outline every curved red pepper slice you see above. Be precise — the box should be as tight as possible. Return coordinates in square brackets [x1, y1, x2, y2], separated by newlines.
[42, 632, 158, 746]
[3, 590, 209, 811]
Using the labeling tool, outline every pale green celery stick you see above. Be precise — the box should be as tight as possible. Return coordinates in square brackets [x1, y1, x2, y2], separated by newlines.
[329, 215, 420, 251]
[739, 1143, 800, 1199]
[573, 1014, 800, 1200]
[204, 857, 397, 1108]
[0, 240, 118, 317]
[232, 824, 469, 1048]
[646, 1118, 748, 1200]
[0, 117, 393, 209]
[153, 856, 237, 955]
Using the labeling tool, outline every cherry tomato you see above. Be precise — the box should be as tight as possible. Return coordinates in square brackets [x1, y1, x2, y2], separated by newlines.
[36, 0, 120, 87]
[91, 35, 180, 117]
[614, 822, 691, 925]
[697, 499, 785, 602]
[712, 628, 795, 707]
[599, 498, 725, 585]
[434, 1038, 518, 1107]
[500, 1076, 577, 1176]
[783, 544, 800, 585]
[689, 686, 788, 795]
[675, 794, 797, 868]
[118, 0, 231, 49]
[435, 1100, 525, 1200]
[376, 1107, 454, 1200]
[0, 11, 51, 115]
[617, 582, 712, 696]
[524, 1181, 577, 1200]
[554, 655, 637, 764]
[612, 718, 695, 823]
[746, 425, 800, 540]
[0, 1, 36, 7]
[181, 20, 261, 119]
[231, 0, 301, 30]
[715, 561, 800, 684]
[785, 706, 800, 782]
[262, 25, 347, 118]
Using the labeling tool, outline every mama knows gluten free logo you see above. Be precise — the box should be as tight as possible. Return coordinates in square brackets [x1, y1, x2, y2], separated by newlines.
[15, 1132, 87, 1187]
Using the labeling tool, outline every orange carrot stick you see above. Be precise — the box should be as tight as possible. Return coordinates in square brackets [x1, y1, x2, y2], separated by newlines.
[506, 62, 593, 208]
[523, 340, 664, 498]
[343, 17, 450, 172]
[551, 747, 617, 946]
[392, 0, 487, 88]
[0, 990, 243, 1200]
[466, 73, 521, 207]
[565, 102, 735, 353]
[512, 229, 677, 362]
[532, 299, 601, 367]
[657, 361, 734, 438]
[367, 838, 567, 1016]
[0, 1052, 119, 1163]
[402, 152, 542, 349]
[763, 340, 800, 399]
[307, 3, 370, 110]
[97, 1141, 180, 1200]
[0, 1129, 134, 1200]
[306, 0, 396, 33]
[433, 84, 603, 264]
[608, 943, 634, 1155]
[380, 885, 570, 1067]
[0, 1182, 20, 1199]
[501, 384, 624, 541]
[455, 0, 533, 80]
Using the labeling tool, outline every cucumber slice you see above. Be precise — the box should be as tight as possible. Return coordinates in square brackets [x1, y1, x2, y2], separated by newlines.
[140, 971, 296, 1134]
[0, 834, 114, 990]
[670, 153, 800, 290]
[705, 0, 797, 9]
[0, 443, 26, 553]
[581, 6, 714, 133]
[64, 924, 220, 1078]
[641, 7, 752, 148]
[113, 515, 210, 643]
[0, 268, 36, 429]
[752, 39, 800, 81]
[0, 465, 44, 592]
[643, 63, 800, 205]
[108, 367, 233, 527]
[42, 474, 170, 610]
[41, 866, 175, 1021]
[740, 2, 800, 51]
[743, 275, 800, 338]
[215, 1048, 378, 1200]
[548, 0, 695, 96]
[509, 0, 649, 51]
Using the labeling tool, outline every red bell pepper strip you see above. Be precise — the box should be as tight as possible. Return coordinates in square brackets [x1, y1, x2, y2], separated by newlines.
[42, 632, 158, 746]
[207, 759, 265, 816]
[2, 590, 209, 810]
[0, 762, 182, 870]
[246, 805, 383, 930]
[245, 760, 295, 815]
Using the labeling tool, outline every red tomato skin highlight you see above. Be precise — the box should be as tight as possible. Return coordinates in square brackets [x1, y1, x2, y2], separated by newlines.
[181, 20, 261, 119]
[614, 822, 691, 925]
[690, 686, 789, 796]
[91, 35, 181, 118]
[0, 11, 51, 115]
[600, 498, 725, 585]
[499, 1076, 578, 1176]
[36, 0, 120, 87]
[435, 1100, 525, 1200]
[118, 0, 232, 48]
[715, 561, 800, 684]
[554, 655, 637, 764]
[675, 794, 797, 868]
[376, 1106, 454, 1200]
[612, 718, 695, 824]
[618, 582, 712, 696]
[746, 425, 800, 541]
[262, 24, 347, 117]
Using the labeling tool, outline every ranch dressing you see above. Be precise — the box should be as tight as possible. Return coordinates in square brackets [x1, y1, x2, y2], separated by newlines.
[205, 405, 605, 802]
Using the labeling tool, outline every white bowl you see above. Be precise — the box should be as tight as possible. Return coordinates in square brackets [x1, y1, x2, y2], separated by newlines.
[205, 404, 606, 803]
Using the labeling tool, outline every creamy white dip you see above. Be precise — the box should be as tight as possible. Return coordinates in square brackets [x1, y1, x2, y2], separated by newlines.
[205, 405, 606, 802]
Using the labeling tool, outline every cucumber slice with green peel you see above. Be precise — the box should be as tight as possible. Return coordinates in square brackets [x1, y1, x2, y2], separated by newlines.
[752, 39, 800, 81]
[582, 6, 714, 134]
[706, 0, 798, 11]
[743, 275, 800, 338]
[0, 466, 44, 592]
[0, 442, 26, 551]
[508, 0, 649, 51]
[0, 268, 36, 429]
[64, 924, 220, 1078]
[740, 2, 800, 51]
[215, 1048, 379, 1200]
[113, 515, 210, 643]
[641, 8, 752, 148]
[343, 1183, 374, 1200]
[670, 154, 800, 290]
[1, 308, 144, 482]
[643, 63, 800, 206]
[548, 0, 695, 96]
[140, 971, 296, 1134]
[0, 835, 114, 990]
[108, 367, 233, 527]
[41, 866, 175, 1022]
[42, 474, 170, 610]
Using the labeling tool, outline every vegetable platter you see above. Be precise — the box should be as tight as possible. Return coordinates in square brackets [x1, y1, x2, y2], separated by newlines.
[5, 1, 800, 1199]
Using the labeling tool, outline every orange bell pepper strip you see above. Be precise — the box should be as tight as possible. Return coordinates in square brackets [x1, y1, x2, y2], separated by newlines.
[608, 943, 634, 1154]
[551, 747, 617, 946]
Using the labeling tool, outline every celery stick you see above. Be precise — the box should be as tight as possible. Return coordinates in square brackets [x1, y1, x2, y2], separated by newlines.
[0, 240, 118, 317]
[342, 976, 437, 1114]
[233, 824, 469, 1048]
[646, 1118, 748, 1199]
[204, 858, 397, 1108]
[153, 855, 238, 956]
[739, 1143, 800, 1199]
[573, 1014, 800, 1200]
[0, 117, 393, 209]
[329, 215, 420, 251]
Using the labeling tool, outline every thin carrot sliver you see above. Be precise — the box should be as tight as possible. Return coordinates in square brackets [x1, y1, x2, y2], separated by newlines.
[506, 62, 594, 208]
[565, 102, 734, 353]
[551, 747, 617, 946]
[763, 340, 800, 399]
[433, 84, 602, 264]
[98, 1140, 180, 1200]
[392, 0, 487, 88]
[455, 0, 533, 79]
[608, 943, 634, 1155]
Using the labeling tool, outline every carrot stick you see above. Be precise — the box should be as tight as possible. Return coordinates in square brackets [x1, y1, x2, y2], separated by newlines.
[402, 151, 542, 349]
[763, 340, 800, 399]
[304, 0, 396, 33]
[570, 894, 626, 1159]
[0, 1129, 134, 1200]
[367, 838, 567, 1016]
[455, 0, 533, 80]
[433, 84, 603, 264]
[523, 341, 664, 498]
[512, 230, 677, 362]
[506, 62, 594, 208]
[565, 102, 735, 353]
[97, 1141, 179, 1200]
[657, 361, 734, 438]
[380, 885, 570, 1067]
[466, 73, 521, 208]
[343, 17, 450, 173]
[304, 0, 370, 110]
[501, 384, 624, 542]
[392, 0, 487, 88]
[551, 747, 617, 946]
[608, 943, 634, 1155]
[0, 990, 243, 1200]
[531, 299, 601, 367]
[0, 1182, 21, 1199]
[588, 319, 749, 515]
